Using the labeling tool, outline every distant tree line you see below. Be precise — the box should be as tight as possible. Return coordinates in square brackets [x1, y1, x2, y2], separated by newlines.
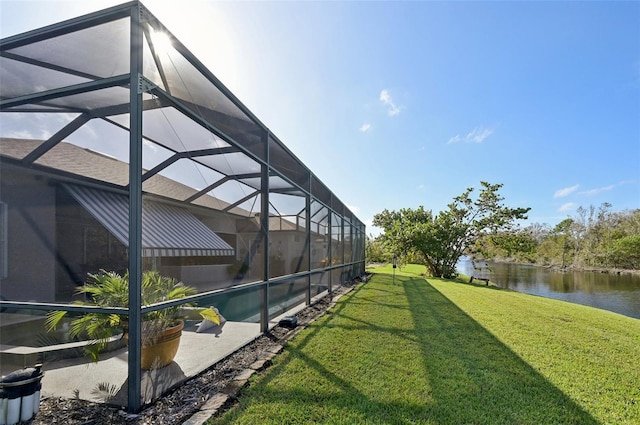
[473, 203, 640, 270]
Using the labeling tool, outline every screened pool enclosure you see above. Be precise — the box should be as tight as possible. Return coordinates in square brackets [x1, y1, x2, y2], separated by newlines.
[0, 1, 365, 411]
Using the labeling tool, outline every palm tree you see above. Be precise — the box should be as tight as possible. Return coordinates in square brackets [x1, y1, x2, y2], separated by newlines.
[46, 270, 219, 363]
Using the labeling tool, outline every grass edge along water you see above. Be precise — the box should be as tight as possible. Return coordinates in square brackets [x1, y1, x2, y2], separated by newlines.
[209, 264, 640, 425]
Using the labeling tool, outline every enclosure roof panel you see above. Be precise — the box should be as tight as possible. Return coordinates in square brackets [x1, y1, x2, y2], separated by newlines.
[0, 0, 364, 229]
[4, 18, 131, 80]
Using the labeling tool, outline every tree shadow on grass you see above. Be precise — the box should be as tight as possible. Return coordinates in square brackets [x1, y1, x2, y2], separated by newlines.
[403, 276, 598, 424]
[213, 278, 438, 424]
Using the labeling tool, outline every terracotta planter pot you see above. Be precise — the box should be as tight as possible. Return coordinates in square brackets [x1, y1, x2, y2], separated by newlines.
[126, 321, 184, 370]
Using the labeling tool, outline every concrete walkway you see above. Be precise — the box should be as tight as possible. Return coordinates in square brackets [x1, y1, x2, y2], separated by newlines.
[41, 321, 261, 405]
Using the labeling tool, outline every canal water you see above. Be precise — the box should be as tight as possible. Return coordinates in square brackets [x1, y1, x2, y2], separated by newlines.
[457, 257, 640, 319]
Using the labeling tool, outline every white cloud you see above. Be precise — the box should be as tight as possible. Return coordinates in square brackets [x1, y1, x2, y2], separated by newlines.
[447, 126, 494, 144]
[553, 184, 579, 198]
[75, 123, 98, 141]
[619, 179, 638, 186]
[467, 126, 493, 143]
[379, 89, 402, 116]
[580, 185, 615, 196]
[558, 202, 577, 212]
[359, 123, 372, 133]
[6, 128, 52, 141]
[447, 135, 462, 144]
[5, 129, 38, 139]
[347, 205, 360, 214]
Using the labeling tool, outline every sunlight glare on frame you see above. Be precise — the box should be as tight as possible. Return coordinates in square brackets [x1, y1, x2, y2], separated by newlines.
[148, 25, 173, 56]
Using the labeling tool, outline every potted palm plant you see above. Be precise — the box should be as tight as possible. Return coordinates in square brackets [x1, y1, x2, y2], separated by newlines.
[46, 270, 220, 370]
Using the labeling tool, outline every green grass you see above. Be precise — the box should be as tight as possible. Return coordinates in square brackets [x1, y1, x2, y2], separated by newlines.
[209, 265, 640, 424]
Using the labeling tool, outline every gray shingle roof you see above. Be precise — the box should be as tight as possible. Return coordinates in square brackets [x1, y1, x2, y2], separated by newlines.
[0, 137, 251, 216]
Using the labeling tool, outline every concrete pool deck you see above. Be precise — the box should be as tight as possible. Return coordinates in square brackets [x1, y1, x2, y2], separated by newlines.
[36, 298, 312, 406]
[38, 320, 261, 406]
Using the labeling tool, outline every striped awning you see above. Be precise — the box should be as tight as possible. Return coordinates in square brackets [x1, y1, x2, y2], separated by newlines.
[64, 184, 235, 257]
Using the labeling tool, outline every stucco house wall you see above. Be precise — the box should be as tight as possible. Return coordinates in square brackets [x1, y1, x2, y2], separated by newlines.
[0, 168, 57, 302]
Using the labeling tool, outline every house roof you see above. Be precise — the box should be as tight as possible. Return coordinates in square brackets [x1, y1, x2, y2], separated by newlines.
[0, 137, 312, 234]
[0, 137, 251, 217]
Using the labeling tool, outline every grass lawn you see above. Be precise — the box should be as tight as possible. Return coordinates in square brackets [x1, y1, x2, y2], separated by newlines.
[209, 265, 640, 424]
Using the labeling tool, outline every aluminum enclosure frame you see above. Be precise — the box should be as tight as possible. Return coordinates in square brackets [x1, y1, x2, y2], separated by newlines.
[0, 1, 365, 412]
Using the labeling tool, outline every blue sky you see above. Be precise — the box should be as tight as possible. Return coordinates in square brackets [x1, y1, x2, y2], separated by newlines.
[2, 0, 639, 235]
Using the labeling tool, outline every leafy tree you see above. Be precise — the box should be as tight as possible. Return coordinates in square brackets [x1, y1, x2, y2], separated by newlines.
[474, 223, 547, 263]
[369, 208, 421, 264]
[450, 200, 639, 270]
[488, 231, 537, 260]
[526, 222, 552, 244]
[373, 182, 530, 278]
[610, 235, 640, 269]
[365, 234, 389, 264]
[553, 218, 575, 268]
[525, 207, 640, 270]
